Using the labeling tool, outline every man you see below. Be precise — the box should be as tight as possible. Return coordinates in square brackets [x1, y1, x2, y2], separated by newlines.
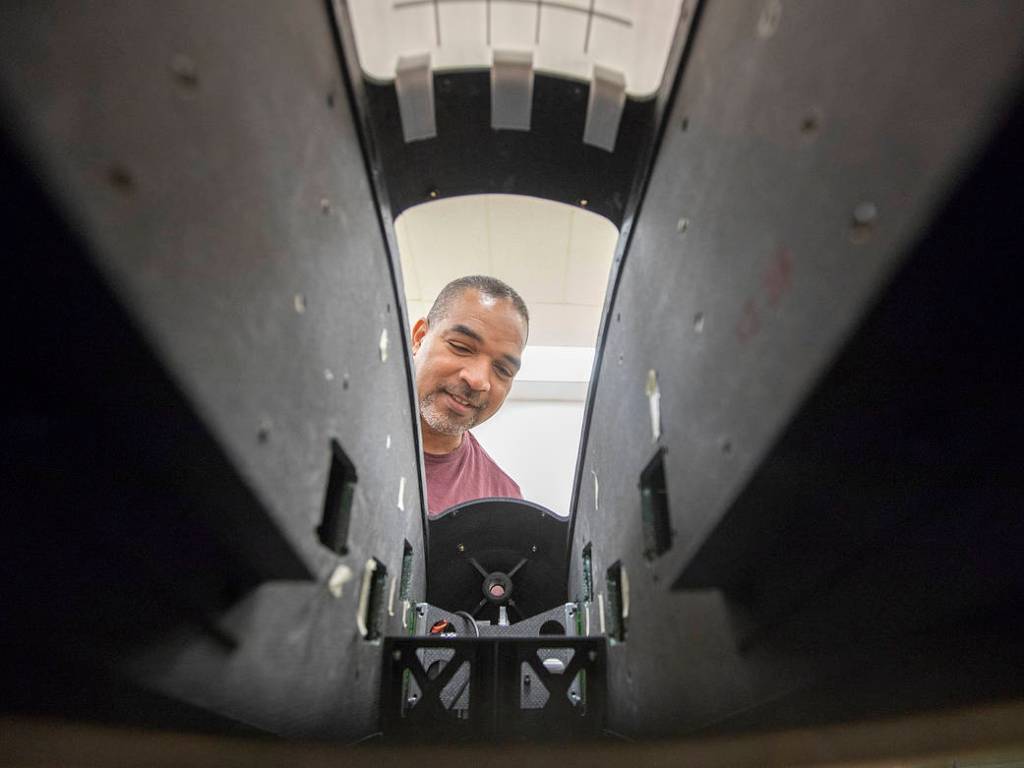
[411, 275, 528, 517]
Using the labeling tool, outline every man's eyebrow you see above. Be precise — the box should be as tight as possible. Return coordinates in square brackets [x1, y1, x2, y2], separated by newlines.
[448, 324, 484, 343]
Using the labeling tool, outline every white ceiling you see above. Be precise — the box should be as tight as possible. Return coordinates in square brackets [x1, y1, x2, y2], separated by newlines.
[347, 0, 684, 98]
[396, 194, 618, 351]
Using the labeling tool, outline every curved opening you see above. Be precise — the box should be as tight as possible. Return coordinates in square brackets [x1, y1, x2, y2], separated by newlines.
[397, 194, 618, 518]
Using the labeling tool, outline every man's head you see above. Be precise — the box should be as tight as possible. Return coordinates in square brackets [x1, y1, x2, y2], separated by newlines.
[412, 276, 529, 451]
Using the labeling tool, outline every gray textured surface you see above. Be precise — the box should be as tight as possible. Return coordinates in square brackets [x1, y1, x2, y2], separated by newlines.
[569, 0, 1024, 737]
[0, 0, 424, 740]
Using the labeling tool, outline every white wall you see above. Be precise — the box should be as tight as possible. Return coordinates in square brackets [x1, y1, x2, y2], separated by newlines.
[471, 399, 586, 518]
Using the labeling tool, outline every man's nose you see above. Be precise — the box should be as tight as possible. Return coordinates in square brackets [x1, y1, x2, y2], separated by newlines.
[459, 359, 491, 393]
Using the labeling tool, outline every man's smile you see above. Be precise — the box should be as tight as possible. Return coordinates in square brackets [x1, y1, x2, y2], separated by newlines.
[443, 389, 481, 414]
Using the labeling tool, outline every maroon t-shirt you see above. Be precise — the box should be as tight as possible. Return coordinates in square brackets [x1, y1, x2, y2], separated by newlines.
[424, 431, 521, 517]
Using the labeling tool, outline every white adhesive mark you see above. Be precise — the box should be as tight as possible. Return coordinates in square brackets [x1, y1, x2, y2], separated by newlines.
[757, 0, 783, 38]
[646, 369, 662, 443]
[293, 293, 306, 314]
[598, 593, 606, 635]
[324, 368, 334, 381]
[585, 602, 591, 636]
[397, 476, 406, 511]
[356, 559, 378, 638]
[379, 328, 389, 362]
[387, 572, 397, 617]
[386, 434, 392, 450]
[592, 469, 599, 511]
[621, 565, 631, 621]
[327, 564, 353, 599]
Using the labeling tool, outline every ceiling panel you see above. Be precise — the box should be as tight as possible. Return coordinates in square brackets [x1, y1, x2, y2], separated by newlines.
[487, 194, 572, 304]
[395, 193, 615, 349]
[565, 208, 619, 306]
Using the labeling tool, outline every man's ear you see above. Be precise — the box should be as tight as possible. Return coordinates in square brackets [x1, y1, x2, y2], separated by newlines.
[411, 317, 429, 354]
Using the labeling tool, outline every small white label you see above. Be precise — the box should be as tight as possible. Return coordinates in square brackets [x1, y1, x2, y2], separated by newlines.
[379, 328, 389, 362]
[646, 369, 662, 443]
[397, 476, 406, 511]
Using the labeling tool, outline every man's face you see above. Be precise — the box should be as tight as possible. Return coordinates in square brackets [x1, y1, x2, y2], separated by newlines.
[412, 289, 527, 440]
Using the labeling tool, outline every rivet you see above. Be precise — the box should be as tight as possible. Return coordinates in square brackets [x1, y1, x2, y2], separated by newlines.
[170, 54, 199, 89]
[693, 312, 705, 333]
[320, 198, 331, 215]
[324, 369, 334, 381]
[108, 167, 135, 194]
[677, 217, 689, 233]
[457, 543, 465, 553]
[293, 293, 307, 314]
[850, 201, 878, 243]
[579, 199, 589, 207]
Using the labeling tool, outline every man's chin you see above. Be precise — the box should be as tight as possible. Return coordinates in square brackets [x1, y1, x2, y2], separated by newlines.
[421, 405, 473, 436]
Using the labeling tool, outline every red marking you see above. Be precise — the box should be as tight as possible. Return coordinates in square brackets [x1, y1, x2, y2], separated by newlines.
[736, 248, 796, 344]
[489, 584, 505, 598]
[430, 619, 451, 635]
[736, 299, 760, 343]
[762, 248, 793, 307]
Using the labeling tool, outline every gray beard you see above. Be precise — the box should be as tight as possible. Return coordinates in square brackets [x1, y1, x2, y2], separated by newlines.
[419, 390, 479, 436]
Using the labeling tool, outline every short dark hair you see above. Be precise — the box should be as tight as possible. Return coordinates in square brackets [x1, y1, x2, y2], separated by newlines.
[426, 275, 529, 334]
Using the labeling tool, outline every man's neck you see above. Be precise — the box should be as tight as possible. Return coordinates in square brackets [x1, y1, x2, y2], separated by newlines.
[421, 422, 465, 455]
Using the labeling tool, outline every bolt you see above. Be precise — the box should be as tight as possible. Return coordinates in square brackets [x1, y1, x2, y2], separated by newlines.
[677, 217, 689, 233]
[531, 545, 537, 553]
[293, 293, 306, 314]
[457, 543, 465, 553]
[693, 312, 705, 333]
[579, 199, 589, 207]
[320, 198, 331, 215]
[392, 649, 402, 661]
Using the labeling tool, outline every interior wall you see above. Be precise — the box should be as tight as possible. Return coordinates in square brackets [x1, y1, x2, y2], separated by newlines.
[471, 399, 585, 517]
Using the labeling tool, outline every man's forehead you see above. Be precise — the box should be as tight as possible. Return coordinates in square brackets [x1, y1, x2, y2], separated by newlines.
[437, 291, 526, 349]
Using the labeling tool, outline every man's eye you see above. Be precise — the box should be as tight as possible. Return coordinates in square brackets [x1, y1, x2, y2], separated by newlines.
[495, 365, 513, 379]
[449, 342, 470, 354]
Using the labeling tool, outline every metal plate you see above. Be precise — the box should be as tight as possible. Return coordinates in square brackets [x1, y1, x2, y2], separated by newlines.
[0, 0, 424, 740]
[569, 0, 1024, 738]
